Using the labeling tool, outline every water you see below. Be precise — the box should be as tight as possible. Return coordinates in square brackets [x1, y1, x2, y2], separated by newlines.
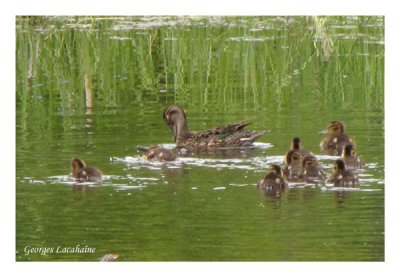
[16, 16, 384, 261]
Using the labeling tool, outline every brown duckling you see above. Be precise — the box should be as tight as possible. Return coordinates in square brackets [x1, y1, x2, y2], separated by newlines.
[284, 151, 303, 181]
[284, 137, 314, 181]
[286, 137, 313, 159]
[70, 158, 102, 182]
[137, 146, 176, 162]
[257, 164, 288, 192]
[163, 105, 267, 147]
[342, 144, 364, 170]
[301, 156, 326, 183]
[327, 159, 359, 188]
[319, 121, 355, 155]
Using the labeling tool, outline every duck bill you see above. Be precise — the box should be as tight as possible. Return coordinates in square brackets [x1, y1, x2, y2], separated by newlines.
[319, 129, 328, 135]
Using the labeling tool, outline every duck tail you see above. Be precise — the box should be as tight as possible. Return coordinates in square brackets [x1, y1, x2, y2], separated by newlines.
[251, 130, 268, 139]
[239, 130, 268, 144]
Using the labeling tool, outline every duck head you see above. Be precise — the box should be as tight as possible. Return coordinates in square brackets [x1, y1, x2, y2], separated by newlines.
[71, 158, 86, 177]
[286, 150, 302, 165]
[319, 121, 345, 135]
[333, 159, 346, 173]
[302, 156, 319, 170]
[269, 164, 283, 176]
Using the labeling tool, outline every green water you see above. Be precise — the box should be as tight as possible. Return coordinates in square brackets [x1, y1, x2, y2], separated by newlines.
[16, 16, 384, 261]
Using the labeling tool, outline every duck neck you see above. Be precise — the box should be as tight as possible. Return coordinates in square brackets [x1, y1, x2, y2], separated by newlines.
[174, 119, 190, 145]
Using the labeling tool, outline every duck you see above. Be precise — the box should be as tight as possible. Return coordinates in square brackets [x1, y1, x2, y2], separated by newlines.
[257, 164, 288, 192]
[342, 144, 364, 169]
[284, 150, 303, 181]
[327, 159, 359, 188]
[319, 121, 355, 155]
[301, 156, 326, 183]
[163, 105, 267, 147]
[286, 137, 313, 159]
[137, 146, 176, 162]
[70, 158, 102, 182]
[284, 137, 315, 181]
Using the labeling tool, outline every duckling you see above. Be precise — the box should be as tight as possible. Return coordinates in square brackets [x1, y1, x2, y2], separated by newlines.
[287, 137, 313, 158]
[257, 164, 288, 191]
[137, 146, 176, 162]
[284, 137, 315, 181]
[70, 158, 102, 182]
[301, 156, 326, 183]
[342, 144, 364, 169]
[319, 121, 355, 155]
[284, 151, 303, 181]
[327, 159, 359, 188]
[163, 105, 267, 147]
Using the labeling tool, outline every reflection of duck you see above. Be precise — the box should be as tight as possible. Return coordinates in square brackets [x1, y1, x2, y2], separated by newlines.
[319, 121, 355, 155]
[137, 146, 176, 162]
[301, 156, 326, 183]
[163, 105, 267, 147]
[257, 164, 288, 191]
[342, 144, 364, 169]
[70, 158, 102, 182]
[327, 159, 359, 187]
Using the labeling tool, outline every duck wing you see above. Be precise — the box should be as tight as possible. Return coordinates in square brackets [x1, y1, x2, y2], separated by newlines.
[192, 123, 266, 147]
[196, 123, 250, 138]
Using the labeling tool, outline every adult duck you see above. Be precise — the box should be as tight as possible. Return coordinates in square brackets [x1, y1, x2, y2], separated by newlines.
[163, 105, 267, 147]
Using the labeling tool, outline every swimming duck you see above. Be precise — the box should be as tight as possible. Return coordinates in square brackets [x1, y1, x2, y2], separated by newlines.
[319, 121, 355, 155]
[301, 156, 326, 183]
[163, 105, 267, 147]
[342, 144, 364, 169]
[327, 159, 359, 188]
[284, 137, 315, 181]
[70, 158, 102, 182]
[284, 151, 303, 181]
[286, 137, 313, 159]
[257, 164, 288, 192]
[137, 146, 176, 162]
